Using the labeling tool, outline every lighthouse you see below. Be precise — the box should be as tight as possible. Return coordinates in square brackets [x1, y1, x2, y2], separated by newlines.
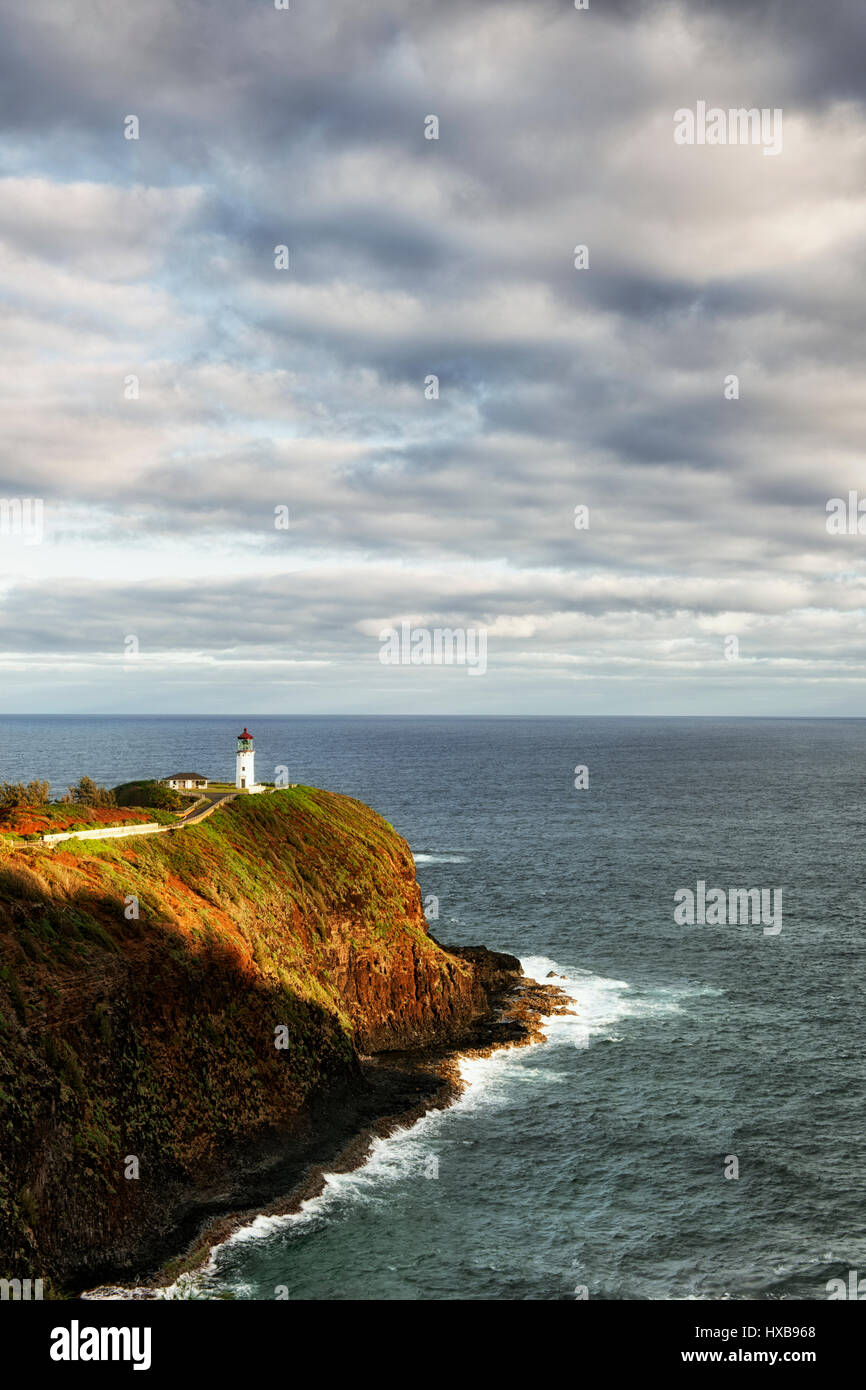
[236, 727, 255, 789]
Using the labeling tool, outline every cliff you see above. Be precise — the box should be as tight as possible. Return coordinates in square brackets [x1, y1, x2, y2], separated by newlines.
[0, 788, 539, 1291]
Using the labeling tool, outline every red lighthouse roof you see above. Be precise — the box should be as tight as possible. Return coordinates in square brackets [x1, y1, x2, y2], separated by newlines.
[238, 728, 253, 740]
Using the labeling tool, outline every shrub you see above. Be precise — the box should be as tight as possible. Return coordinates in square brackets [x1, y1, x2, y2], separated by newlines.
[92, 1002, 112, 1046]
[0, 780, 51, 812]
[67, 776, 116, 808]
[113, 780, 183, 812]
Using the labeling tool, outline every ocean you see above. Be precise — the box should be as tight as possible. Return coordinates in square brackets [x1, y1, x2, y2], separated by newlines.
[4, 715, 864, 1300]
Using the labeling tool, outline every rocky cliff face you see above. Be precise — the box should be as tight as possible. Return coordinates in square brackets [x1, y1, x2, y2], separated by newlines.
[0, 788, 521, 1290]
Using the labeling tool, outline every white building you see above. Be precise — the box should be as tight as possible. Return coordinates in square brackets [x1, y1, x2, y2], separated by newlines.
[163, 773, 209, 791]
[236, 727, 264, 792]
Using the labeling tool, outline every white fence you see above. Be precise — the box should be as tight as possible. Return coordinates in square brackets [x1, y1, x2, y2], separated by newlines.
[42, 822, 163, 845]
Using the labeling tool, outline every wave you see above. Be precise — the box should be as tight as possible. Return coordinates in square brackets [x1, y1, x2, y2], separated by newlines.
[152, 959, 582, 1296]
[413, 853, 469, 864]
[517, 955, 719, 1050]
[99, 956, 712, 1300]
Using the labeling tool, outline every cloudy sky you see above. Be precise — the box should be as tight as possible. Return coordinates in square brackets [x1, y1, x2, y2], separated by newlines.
[1, 0, 865, 715]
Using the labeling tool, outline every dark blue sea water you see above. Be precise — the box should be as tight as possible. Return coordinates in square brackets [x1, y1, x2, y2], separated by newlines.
[5, 716, 864, 1300]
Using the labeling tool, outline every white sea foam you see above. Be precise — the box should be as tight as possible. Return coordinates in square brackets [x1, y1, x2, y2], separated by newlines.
[149, 956, 715, 1299]
[413, 853, 469, 864]
[519, 955, 721, 1049]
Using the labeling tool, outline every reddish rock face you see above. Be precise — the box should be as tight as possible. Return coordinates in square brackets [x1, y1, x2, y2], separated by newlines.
[0, 786, 533, 1289]
[326, 930, 484, 1052]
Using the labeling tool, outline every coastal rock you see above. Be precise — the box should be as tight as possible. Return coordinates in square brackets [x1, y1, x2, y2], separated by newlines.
[0, 787, 560, 1292]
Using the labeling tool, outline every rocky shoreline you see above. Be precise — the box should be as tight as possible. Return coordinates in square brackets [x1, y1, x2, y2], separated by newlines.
[0, 788, 575, 1297]
[80, 952, 574, 1299]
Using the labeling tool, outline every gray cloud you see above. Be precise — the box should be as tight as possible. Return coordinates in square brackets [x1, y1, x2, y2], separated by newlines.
[1, 0, 865, 712]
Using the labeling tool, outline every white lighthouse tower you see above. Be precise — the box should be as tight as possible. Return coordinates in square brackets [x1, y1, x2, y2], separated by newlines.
[236, 727, 256, 790]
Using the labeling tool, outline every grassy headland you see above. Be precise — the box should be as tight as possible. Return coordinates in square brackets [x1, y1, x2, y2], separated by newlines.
[0, 787, 512, 1290]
